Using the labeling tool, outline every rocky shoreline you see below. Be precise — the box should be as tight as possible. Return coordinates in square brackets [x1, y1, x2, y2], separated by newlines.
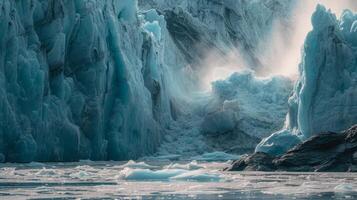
[227, 125, 357, 172]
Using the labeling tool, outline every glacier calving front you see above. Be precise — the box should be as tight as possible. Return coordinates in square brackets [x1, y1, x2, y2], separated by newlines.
[0, 0, 185, 162]
[256, 5, 357, 156]
[0, 0, 294, 162]
[0, 0, 355, 162]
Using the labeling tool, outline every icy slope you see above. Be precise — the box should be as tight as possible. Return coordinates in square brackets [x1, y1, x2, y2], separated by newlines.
[256, 5, 357, 156]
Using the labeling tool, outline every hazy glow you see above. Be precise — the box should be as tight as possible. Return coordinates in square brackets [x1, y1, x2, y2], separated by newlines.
[200, 49, 248, 90]
[200, 0, 356, 88]
[260, 0, 357, 78]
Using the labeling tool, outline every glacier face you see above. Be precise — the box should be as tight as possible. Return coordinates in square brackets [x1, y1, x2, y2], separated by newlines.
[0, 0, 295, 162]
[3, 0, 355, 163]
[256, 5, 357, 156]
[0, 0, 187, 162]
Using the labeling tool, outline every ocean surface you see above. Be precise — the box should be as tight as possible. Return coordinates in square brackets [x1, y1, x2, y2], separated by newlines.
[0, 160, 356, 199]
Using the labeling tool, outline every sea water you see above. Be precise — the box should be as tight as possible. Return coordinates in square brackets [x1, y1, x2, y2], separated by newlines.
[0, 160, 356, 199]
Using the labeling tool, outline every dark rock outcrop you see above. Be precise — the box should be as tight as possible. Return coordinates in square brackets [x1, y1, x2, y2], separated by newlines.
[227, 125, 357, 172]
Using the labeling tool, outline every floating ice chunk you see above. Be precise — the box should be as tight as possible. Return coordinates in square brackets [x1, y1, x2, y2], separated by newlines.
[118, 168, 186, 181]
[0, 168, 16, 176]
[164, 160, 203, 170]
[334, 184, 355, 193]
[35, 168, 58, 176]
[192, 152, 241, 161]
[69, 171, 92, 180]
[121, 160, 157, 169]
[170, 170, 221, 182]
[118, 167, 221, 182]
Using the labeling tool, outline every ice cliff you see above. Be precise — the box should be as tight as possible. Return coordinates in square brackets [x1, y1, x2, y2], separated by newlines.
[256, 5, 357, 156]
[0, 0, 191, 162]
[139, 0, 295, 157]
[0, 0, 295, 162]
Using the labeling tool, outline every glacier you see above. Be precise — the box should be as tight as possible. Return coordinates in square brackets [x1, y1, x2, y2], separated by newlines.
[0, 0, 356, 164]
[0, 0, 184, 162]
[139, 0, 295, 71]
[199, 71, 293, 154]
[256, 5, 357, 156]
[0, 0, 296, 163]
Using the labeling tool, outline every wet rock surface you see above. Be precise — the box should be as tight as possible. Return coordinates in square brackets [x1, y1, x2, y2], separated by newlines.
[228, 125, 357, 172]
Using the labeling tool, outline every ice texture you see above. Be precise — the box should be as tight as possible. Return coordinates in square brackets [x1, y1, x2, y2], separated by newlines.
[139, 0, 294, 68]
[256, 5, 357, 156]
[0, 0, 193, 162]
[118, 167, 221, 182]
[199, 71, 293, 154]
[2, 0, 345, 163]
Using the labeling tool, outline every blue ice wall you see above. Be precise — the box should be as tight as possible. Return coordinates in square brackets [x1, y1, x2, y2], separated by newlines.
[256, 5, 357, 156]
[0, 0, 186, 162]
[0, 0, 297, 162]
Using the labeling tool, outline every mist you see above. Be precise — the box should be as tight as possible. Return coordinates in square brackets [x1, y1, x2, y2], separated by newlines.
[259, 0, 357, 78]
[200, 0, 357, 89]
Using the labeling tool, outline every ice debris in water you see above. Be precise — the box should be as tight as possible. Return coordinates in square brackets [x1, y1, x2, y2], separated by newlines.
[334, 184, 355, 193]
[191, 152, 241, 161]
[118, 168, 186, 181]
[170, 170, 221, 182]
[35, 168, 58, 176]
[118, 168, 221, 182]
[69, 171, 92, 180]
[164, 160, 203, 170]
[142, 154, 182, 161]
[121, 160, 157, 169]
